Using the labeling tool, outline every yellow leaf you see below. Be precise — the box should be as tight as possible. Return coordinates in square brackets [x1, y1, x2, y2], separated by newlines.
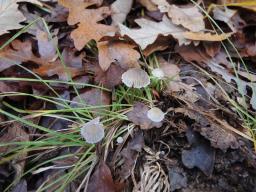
[183, 32, 232, 41]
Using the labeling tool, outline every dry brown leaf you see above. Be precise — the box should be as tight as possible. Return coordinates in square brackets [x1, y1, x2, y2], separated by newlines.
[119, 16, 231, 50]
[152, 0, 205, 32]
[137, 0, 158, 11]
[0, 0, 42, 36]
[87, 160, 123, 192]
[33, 63, 82, 81]
[58, 0, 116, 50]
[111, 0, 133, 25]
[98, 41, 140, 71]
[119, 15, 188, 49]
[71, 88, 111, 110]
[36, 29, 58, 61]
[183, 31, 232, 41]
[94, 63, 125, 88]
[0, 122, 29, 179]
[176, 42, 220, 64]
[0, 40, 47, 72]
[219, 0, 256, 12]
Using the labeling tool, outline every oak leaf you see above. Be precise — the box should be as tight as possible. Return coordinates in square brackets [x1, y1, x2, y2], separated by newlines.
[119, 15, 188, 49]
[119, 16, 231, 50]
[0, 0, 42, 36]
[111, 0, 133, 25]
[98, 41, 140, 71]
[58, 0, 116, 50]
[152, 0, 205, 32]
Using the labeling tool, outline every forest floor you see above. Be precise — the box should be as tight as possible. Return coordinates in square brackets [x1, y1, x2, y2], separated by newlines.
[0, 0, 256, 191]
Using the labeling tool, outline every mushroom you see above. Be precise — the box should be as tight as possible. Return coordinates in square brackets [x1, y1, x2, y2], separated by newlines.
[147, 107, 165, 122]
[80, 117, 105, 144]
[121, 68, 150, 88]
[152, 68, 165, 79]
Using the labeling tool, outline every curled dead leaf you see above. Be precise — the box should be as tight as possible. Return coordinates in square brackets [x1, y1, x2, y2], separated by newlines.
[98, 41, 140, 71]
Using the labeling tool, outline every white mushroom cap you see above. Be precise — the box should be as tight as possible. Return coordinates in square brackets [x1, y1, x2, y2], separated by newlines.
[121, 68, 150, 88]
[152, 68, 165, 79]
[116, 136, 124, 144]
[80, 117, 104, 144]
[147, 107, 165, 122]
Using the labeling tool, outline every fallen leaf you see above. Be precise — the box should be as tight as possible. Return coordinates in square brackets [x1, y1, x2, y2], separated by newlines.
[33, 63, 82, 81]
[12, 179, 27, 192]
[94, 63, 125, 88]
[0, 40, 81, 80]
[220, 0, 256, 12]
[36, 29, 58, 61]
[127, 102, 162, 129]
[182, 128, 215, 176]
[98, 41, 140, 71]
[119, 131, 144, 179]
[0, 0, 42, 36]
[208, 55, 256, 110]
[62, 48, 84, 68]
[58, 0, 116, 50]
[176, 42, 220, 64]
[87, 161, 119, 192]
[168, 167, 187, 191]
[183, 31, 232, 41]
[152, 0, 205, 32]
[71, 88, 111, 110]
[213, 7, 246, 32]
[137, 0, 158, 11]
[111, 0, 133, 25]
[119, 15, 188, 49]
[0, 122, 29, 180]
[119, 15, 231, 50]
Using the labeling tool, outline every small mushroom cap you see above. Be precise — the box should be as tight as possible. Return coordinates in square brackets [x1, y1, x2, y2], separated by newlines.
[121, 68, 150, 88]
[147, 107, 165, 122]
[152, 68, 165, 79]
[117, 136, 124, 144]
[80, 117, 104, 144]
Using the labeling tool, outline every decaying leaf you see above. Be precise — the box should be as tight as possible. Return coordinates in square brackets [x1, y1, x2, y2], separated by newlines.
[119, 15, 231, 50]
[137, 0, 158, 11]
[33, 63, 82, 81]
[127, 102, 163, 129]
[182, 128, 215, 176]
[94, 63, 125, 88]
[152, 0, 205, 32]
[80, 117, 105, 144]
[0, 0, 42, 36]
[0, 122, 29, 180]
[119, 15, 188, 49]
[174, 107, 242, 151]
[71, 88, 111, 109]
[58, 0, 116, 50]
[98, 41, 140, 71]
[36, 29, 58, 61]
[87, 160, 123, 192]
[111, 0, 133, 25]
[208, 54, 256, 110]
[119, 131, 144, 179]
[122, 68, 150, 88]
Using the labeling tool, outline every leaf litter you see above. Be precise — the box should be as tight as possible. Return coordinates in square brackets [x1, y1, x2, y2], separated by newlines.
[0, 0, 256, 191]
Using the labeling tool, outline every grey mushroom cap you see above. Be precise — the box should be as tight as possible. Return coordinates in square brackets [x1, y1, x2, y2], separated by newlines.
[80, 117, 105, 144]
[147, 107, 165, 122]
[121, 68, 150, 88]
